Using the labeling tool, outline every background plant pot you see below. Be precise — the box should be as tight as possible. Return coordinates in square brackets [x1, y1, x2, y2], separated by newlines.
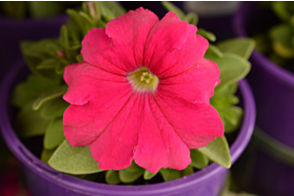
[233, 1, 294, 148]
[183, 1, 241, 41]
[0, 60, 255, 196]
[232, 127, 294, 196]
[0, 14, 68, 82]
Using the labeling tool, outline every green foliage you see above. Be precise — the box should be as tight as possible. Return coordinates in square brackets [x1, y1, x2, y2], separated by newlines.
[0, 2, 80, 19]
[48, 140, 103, 175]
[159, 168, 181, 182]
[106, 170, 121, 185]
[162, 1, 199, 25]
[15, 101, 52, 138]
[216, 38, 256, 60]
[256, 2, 294, 66]
[41, 148, 56, 164]
[161, 1, 186, 20]
[44, 118, 65, 150]
[190, 149, 209, 169]
[119, 168, 145, 183]
[197, 29, 216, 42]
[32, 85, 67, 110]
[198, 136, 231, 168]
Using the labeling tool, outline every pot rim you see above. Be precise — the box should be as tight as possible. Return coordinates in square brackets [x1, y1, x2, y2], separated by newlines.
[233, 1, 294, 89]
[0, 60, 255, 195]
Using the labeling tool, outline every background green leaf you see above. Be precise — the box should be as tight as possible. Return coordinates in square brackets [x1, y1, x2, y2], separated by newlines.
[197, 28, 216, 42]
[161, 1, 186, 20]
[15, 101, 52, 138]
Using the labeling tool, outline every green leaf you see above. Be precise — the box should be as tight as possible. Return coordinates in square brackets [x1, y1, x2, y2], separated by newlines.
[79, 11, 96, 31]
[219, 106, 243, 126]
[125, 161, 143, 172]
[96, 1, 126, 20]
[222, 106, 243, 134]
[269, 24, 293, 49]
[119, 168, 144, 183]
[12, 74, 59, 107]
[36, 58, 59, 70]
[106, 170, 121, 185]
[161, 1, 186, 20]
[59, 25, 70, 50]
[197, 28, 216, 42]
[44, 42, 63, 58]
[20, 40, 57, 78]
[190, 149, 209, 169]
[28, 1, 62, 19]
[32, 85, 67, 110]
[271, 1, 292, 22]
[180, 165, 194, 177]
[40, 97, 69, 119]
[210, 83, 239, 109]
[44, 118, 65, 150]
[272, 41, 294, 59]
[15, 102, 52, 138]
[198, 136, 231, 168]
[41, 148, 56, 164]
[76, 54, 84, 62]
[205, 44, 223, 59]
[143, 170, 158, 180]
[216, 38, 256, 60]
[209, 53, 251, 89]
[48, 140, 103, 174]
[66, 9, 85, 34]
[185, 12, 198, 25]
[0, 1, 26, 18]
[160, 169, 181, 182]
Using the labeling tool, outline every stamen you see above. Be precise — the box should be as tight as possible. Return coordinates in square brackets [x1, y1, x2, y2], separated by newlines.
[127, 67, 159, 93]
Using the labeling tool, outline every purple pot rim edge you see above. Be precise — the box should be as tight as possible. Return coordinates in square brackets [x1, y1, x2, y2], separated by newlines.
[0, 60, 256, 195]
[233, 2, 294, 89]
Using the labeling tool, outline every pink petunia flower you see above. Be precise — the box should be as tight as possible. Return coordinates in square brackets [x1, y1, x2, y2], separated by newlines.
[63, 8, 224, 173]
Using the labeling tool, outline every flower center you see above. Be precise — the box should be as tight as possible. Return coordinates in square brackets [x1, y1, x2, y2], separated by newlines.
[127, 67, 159, 93]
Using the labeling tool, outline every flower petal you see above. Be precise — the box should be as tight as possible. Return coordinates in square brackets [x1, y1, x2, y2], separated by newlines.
[63, 64, 133, 146]
[134, 94, 191, 173]
[106, 7, 159, 69]
[158, 58, 220, 104]
[156, 32, 209, 79]
[89, 93, 141, 170]
[63, 62, 128, 105]
[81, 28, 128, 75]
[143, 12, 197, 74]
[155, 92, 224, 149]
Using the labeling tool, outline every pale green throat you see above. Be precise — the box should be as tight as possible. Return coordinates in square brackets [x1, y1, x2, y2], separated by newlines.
[127, 67, 159, 93]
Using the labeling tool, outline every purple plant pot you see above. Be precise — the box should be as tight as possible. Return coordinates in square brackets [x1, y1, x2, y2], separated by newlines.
[0, 60, 255, 196]
[233, 2, 294, 148]
[0, 14, 69, 82]
[232, 128, 294, 196]
[183, 2, 241, 41]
